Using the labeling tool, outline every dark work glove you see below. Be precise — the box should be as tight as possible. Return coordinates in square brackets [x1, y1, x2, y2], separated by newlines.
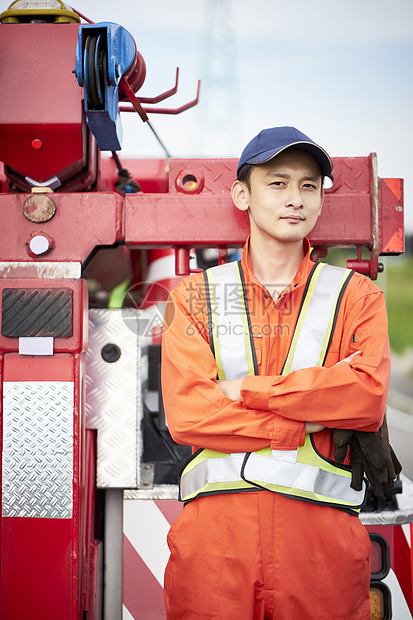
[333, 413, 402, 497]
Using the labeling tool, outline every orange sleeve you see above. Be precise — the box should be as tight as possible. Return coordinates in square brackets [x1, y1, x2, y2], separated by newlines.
[241, 285, 390, 432]
[161, 280, 305, 454]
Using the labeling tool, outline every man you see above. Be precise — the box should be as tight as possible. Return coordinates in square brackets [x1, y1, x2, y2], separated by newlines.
[161, 127, 392, 619]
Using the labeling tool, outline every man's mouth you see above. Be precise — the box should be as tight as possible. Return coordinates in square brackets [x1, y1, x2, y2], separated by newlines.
[281, 215, 304, 221]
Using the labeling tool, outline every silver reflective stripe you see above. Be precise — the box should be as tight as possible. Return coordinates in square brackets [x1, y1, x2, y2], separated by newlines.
[208, 262, 251, 380]
[242, 451, 366, 504]
[181, 453, 247, 500]
[288, 264, 349, 372]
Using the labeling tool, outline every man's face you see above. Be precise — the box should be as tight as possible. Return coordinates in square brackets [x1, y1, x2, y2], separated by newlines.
[233, 149, 324, 245]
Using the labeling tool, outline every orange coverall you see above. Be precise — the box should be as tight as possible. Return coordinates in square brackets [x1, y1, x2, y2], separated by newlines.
[161, 237, 390, 620]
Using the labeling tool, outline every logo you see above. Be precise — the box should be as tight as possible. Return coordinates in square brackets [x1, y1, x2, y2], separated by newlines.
[120, 281, 175, 341]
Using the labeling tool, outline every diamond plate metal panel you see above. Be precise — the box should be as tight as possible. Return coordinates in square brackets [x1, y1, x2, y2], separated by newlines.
[86, 309, 143, 488]
[2, 381, 74, 518]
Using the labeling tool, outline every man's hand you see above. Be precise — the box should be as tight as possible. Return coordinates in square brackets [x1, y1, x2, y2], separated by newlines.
[340, 350, 361, 364]
[216, 378, 244, 402]
[305, 422, 325, 434]
[217, 380, 326, 434]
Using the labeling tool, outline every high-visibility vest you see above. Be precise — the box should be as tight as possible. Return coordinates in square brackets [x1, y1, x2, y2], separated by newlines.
[179, 261, 367, 515]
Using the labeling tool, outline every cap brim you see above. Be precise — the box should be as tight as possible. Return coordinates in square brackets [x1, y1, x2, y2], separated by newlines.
[245, 141, 333, 176]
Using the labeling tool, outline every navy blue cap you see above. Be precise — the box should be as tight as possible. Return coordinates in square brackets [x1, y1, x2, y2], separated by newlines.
[237, 126, 333, 177]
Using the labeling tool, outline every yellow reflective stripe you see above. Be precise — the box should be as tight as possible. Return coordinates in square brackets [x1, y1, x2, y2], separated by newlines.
[253, 446, 272, 457]
[206, 269, 226, 380]
[183, 449, 229, 474]
[183, 480, 254, 503]
[317, 268, 352, 365]
[295, 436, 352, 478]
[234, 262, 255, 376]
[282, 262, 323, 375]
[253, 436, 352, 479]
[180, 450, 257, 502]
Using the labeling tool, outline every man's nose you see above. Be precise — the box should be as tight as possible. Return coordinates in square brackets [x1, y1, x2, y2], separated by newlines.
[285, 187, 303, 209]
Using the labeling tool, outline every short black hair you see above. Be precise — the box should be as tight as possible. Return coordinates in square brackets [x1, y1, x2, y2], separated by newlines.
[237, 163, 254, 190]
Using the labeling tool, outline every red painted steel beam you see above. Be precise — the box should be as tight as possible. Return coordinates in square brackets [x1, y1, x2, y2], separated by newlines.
[0, 193, 124, 263]
[124, 156, 383, 250]
[0, 157, 403, 267]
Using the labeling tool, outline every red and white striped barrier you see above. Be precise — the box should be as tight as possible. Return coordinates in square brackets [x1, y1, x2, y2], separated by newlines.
[123, 499, 182, 619]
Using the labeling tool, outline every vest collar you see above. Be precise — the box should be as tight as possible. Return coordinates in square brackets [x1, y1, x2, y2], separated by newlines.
[241, 236, 314, 297]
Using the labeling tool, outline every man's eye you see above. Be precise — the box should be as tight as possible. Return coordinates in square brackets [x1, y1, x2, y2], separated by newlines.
[303, 183, 317, 189]
[271, 181, 284, 187]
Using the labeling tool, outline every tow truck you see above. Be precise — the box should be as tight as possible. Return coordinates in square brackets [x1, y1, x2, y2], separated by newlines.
[0, 2, 412, 618]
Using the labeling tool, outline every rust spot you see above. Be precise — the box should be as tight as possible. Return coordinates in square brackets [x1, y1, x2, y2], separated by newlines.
[23, 195, 56, 223]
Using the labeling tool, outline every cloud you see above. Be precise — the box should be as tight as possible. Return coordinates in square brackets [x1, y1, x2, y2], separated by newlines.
[75, 0, 413, 45]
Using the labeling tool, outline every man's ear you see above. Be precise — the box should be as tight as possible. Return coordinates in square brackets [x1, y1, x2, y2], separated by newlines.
[231, 179, 250, 212]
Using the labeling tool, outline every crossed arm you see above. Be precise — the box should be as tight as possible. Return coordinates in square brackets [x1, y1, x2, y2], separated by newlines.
[162, 280, 390, 454]
[216, 351, 360, 434]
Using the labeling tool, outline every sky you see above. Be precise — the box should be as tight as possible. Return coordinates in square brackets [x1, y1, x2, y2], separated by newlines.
[3, 0, 413, 231]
